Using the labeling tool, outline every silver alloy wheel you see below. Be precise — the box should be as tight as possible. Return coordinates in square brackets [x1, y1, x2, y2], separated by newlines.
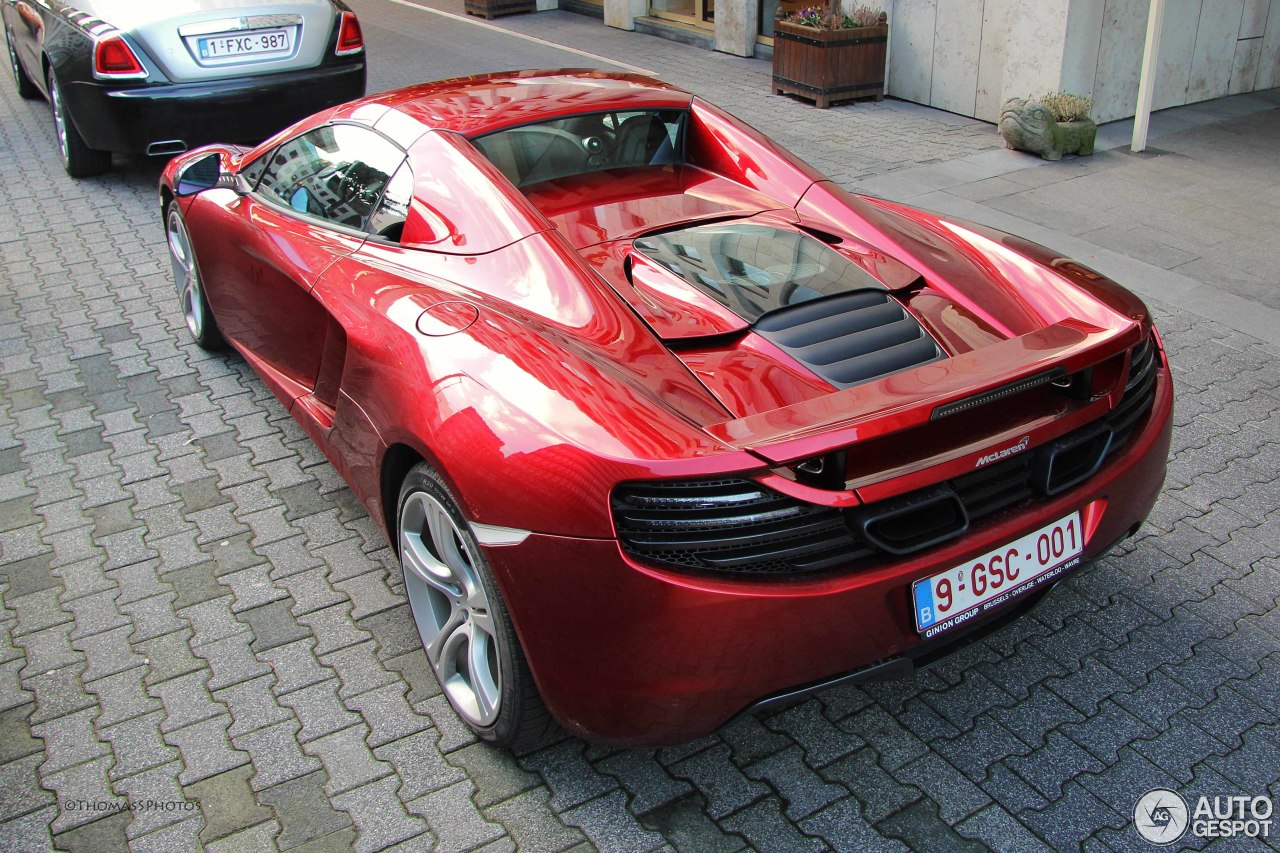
[48, 71, 69, 163]
[165, 207, 207, 339]
[399, 492, 502, 727]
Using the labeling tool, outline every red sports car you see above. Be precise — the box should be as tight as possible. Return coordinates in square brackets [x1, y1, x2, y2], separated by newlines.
[159, 70, 1172, 747]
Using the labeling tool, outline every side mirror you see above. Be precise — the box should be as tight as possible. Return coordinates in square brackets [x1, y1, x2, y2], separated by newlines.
[175, 152, 238, 196]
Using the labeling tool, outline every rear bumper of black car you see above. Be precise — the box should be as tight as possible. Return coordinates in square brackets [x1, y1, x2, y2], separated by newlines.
[61, 60, 366, 155]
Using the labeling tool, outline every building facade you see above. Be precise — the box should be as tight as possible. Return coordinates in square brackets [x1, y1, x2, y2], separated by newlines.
[579, 0, 1280, 123]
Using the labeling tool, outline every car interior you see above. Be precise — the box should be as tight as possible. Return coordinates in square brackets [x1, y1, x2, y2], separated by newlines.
[472, 109, 685, 189]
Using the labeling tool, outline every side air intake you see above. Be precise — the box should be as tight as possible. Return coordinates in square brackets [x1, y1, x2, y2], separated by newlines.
[753, 290, 943, 388]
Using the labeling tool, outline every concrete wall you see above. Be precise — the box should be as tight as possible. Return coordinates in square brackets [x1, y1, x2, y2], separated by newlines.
[883, 0, 1280, 122]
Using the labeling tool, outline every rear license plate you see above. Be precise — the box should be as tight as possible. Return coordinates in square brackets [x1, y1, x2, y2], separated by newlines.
[197, 28, 292, 60]
[912, 512, 1083, 638]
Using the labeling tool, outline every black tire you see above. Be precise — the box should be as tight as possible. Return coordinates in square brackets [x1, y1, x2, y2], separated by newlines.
[164, 202, 225, 351]
[47, 67, 110, 178]
[4, 27, 37, 99]
[396, 462, 553, 750]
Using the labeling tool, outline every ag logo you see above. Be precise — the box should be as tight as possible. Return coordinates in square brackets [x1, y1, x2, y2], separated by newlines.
[1134, 788, 1189, 844]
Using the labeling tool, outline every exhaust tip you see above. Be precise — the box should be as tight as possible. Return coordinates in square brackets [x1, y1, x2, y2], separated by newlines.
[147, 140, 188, 156]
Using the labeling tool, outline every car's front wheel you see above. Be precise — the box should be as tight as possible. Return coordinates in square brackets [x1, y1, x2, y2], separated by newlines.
[165, 203, 224, 350]
[397, 463, 551, 750]
[4, 27, 37, 99]
[47, 67, 109, 177]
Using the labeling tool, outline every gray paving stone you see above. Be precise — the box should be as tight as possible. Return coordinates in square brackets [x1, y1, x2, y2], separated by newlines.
[840, 705, 930, 771]
[215, 675, 292, 738]
[115, 760, 199, 838]
[130, 816, 205, 853]
[102, 709, 180, 780]
[596, 749, 693, 816]
[203, 818, 280, 853]
[48, 808, 127, 853]
[297, 601, 375, 658]
[150, 670, 222, 732]
[32, 706, 109, 775]
[801, 796, 907, 853]
[521, 739, 619, 812]
[718, 796, 828, 853]
[168, 714, 250, 785]
[892, 753, 992, 825]
[955, 804, 1054, 853]
[258, 771, 352, 849]
[197, 631, 271, 691]
[330, 775, 431, 853]
[344, 682, 428, 748]
[25, 664, 94, 725]
[278, 679, 362, 744]
[184, 763, 272, 846]
[259, 637, 332, 696]
[134, 630, 204, 687]
[42, 755, 125, 834]
[0, 704, 43, 764]
[765, 700, 863, 768]
[407, 779, 506, 853]
[234, 718, 323, 790]
[484, 786, 586, 852]
[560, 789, 665, 853]
[304, 723, 393, 796]
[669, 743, 770, 820]
[745, 745, 848, 821]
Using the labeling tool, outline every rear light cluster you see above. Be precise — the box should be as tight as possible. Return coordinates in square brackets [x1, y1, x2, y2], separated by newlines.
[93, 36, 147, 79]
[614, 337, 1163, 577]
[335, 11, 364, 55]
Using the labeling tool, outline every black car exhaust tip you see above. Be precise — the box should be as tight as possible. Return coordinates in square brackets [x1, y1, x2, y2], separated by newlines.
[147, 140, 188, 157]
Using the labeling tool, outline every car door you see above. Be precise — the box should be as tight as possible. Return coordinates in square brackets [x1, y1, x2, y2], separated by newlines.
[186, 122, 407, 403]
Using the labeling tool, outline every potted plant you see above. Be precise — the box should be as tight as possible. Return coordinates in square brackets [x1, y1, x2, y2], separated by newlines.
[772, 4, 888, 109]
[998, 92, 1097, 160]
[464, 0, 534, 19]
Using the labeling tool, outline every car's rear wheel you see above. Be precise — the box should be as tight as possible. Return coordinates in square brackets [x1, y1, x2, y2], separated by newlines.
[165, 203, 225, 351]
[47, 67, 110, 178]
[4, 27, 37, 99]
[397, 463, 551, 750]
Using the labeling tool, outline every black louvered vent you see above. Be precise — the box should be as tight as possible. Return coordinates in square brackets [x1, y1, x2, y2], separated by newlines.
[753, 291, 944, 388]
[614, 339, 1162, 577]
[612, 479, 870, 574]
[1105, 335, 1157, 447]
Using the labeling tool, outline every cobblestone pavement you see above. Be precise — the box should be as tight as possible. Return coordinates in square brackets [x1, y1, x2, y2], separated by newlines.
[2, 3, 1279, 851]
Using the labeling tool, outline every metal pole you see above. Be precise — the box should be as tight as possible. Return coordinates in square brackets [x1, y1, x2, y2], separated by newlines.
[1132, 0, 1166, 152]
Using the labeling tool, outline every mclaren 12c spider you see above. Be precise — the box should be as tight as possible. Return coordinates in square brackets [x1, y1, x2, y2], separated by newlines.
[159, 70, 1173, 748]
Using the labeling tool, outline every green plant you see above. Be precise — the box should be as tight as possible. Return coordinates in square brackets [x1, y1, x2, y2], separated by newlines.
[1039, 91, 1093, 122]
[782, 3, 885, 29]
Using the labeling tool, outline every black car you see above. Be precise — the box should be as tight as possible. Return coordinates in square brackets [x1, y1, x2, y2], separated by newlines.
[3, 0, 367, 177]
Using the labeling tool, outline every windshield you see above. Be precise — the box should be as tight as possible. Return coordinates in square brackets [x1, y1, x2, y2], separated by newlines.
[472, 109, 686, 189]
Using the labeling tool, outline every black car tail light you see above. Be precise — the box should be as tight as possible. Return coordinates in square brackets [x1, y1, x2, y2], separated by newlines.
[93, 36, 147, 79]
[335, 12, 365, 55]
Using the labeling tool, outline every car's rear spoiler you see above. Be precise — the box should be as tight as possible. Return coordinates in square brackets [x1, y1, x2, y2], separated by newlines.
[705, 320, 1140, 464]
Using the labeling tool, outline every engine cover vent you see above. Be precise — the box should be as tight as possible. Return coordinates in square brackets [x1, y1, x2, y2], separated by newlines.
[753, 290, 944, 388]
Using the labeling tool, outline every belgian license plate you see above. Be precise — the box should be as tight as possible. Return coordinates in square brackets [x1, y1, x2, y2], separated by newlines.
[197, 29, 292, 60]
[912, 512, 1083, 638]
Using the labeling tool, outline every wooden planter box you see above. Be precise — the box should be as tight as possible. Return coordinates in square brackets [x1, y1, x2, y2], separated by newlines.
[464, 0, 534, 18]
[772, 20, 888, 109]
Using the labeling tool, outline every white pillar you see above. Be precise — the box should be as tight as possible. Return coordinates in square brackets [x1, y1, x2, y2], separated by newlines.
[1131, 0, 1165, 152]
[604, 0, 645, 30]
[715, 0, 758, 57]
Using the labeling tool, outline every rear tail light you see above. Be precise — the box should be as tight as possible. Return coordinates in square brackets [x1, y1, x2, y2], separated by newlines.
[335, 12, 364, 55]
[93, 35, 147, 79]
